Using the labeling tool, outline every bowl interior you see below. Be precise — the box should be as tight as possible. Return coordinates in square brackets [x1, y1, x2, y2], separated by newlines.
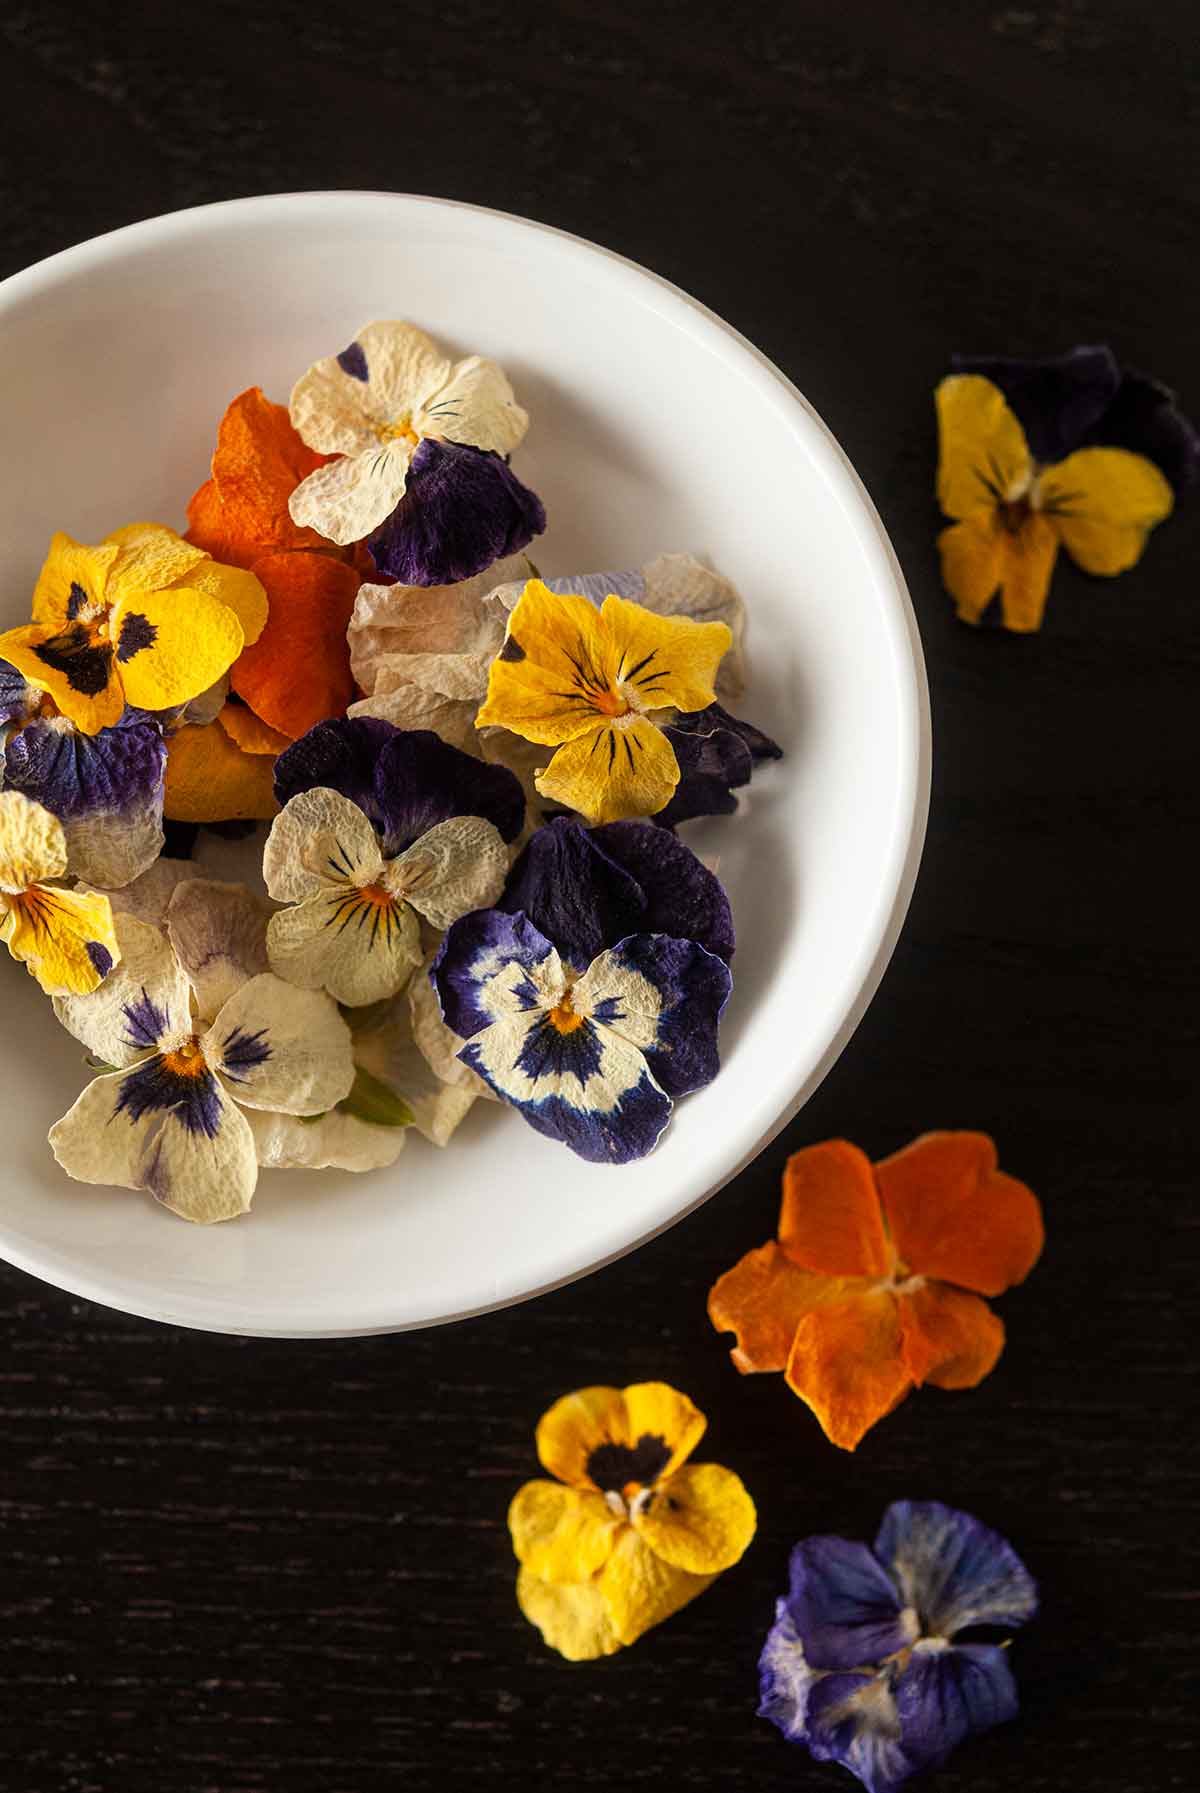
[0, 193, 927, 1335]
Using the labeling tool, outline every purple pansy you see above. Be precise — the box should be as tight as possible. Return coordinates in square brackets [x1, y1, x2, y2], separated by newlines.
[430, 908, 732, 1163]
[273, 717, 525, 857]
[759, 1502, 1037, 1793]
[367, 440, 546, 587]
[0, 656, 29, 725]
[659, 702, 782, 827]
[952, 345, 1200, 493]
[496, 815, 735, 969]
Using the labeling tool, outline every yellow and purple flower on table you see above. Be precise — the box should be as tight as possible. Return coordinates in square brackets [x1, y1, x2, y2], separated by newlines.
[936, 345, 1197, 631]
[286, 320, 545, 586]
[48, 874, 355, 1223]
[262, 719, 525, 1008]
[0, 790, 119, 996]
[475, 579, 733, 825]
[430, 907, 732, 1163]
[510, 1381, 756, 1660]
[0, 525, 263, 735]
[759, 1501, 1037, 1793]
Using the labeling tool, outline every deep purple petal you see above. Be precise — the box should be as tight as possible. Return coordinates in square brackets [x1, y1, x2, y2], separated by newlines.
[273, 716, 398, 816]
[804, 1671, 915, 1793]
[430, 908, 557, 1042]
[497, 817, 649, 967]
[116, 1052, 223, 1138]
[462, 1030, 672, 1164]
[951, 345, 1120, 464]
[0, 657, 30, 725]
[374, 728, 524, 852]
[784, 1536, 911, 1672]
[891, 1643, 1019, 1776]
[1078, 369, 1200, 494]
[758, 1599, 820, 1744]
[874, 1502, 1037, 1640]
[367, 439, 546, 586]
[658, 703, 782, 827]
[592, 819, 736, 963]
[600, 932, 731, 1098]
[3, 716, 166, 821]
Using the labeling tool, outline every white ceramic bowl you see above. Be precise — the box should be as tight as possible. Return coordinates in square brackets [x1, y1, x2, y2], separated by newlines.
[0, 192, 929, 1336]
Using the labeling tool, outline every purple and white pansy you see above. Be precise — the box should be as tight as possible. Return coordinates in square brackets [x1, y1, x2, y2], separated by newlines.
[430, 909, 732, 1164]
[759, 1501, 1038, 1793]
[49, 877, 355, 1223]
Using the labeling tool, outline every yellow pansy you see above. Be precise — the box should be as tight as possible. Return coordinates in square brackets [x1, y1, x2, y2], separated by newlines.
[509, 1380, 756, 1661]
[0, 790, 119, 996]
[936, 375, 1173, 632]
[0, 524, 265, 735]
[475, 580, 731, 824]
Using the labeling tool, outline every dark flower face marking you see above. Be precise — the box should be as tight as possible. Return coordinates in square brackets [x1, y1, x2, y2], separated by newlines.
[114, 1039, 222, 1138]
[66, 581, 89, 621]
[122, 989, 172, 1051]
[33, 624, 113, 696]
[499, 634, 526, 662]
[337, 341, 370, 381]
[219, 1024, 272, 1078]
[586, 1432, 672, 1494]
[116, 611, 157, 664]
[86, 940, 114, 978]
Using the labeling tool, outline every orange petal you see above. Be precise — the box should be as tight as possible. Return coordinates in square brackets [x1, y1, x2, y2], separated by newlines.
[778, 1139, 893, 1278]
[217, 702, 293, 755]
[784, 1289, 911, 1451]
[231, 552, 359, 740]
[707, 1241, 848, 1374]
[898, 1282, 1005, 1389]
[186, 387, 337, 568]
[163, 720, 279, 823]
[938, 510, 1059, 632]
[874, 1132, 1044, 1297]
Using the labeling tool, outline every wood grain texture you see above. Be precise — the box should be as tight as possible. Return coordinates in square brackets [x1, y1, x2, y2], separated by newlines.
[1, 2, 1198, 1788]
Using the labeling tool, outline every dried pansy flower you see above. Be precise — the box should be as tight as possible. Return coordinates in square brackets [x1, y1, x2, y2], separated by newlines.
[0, 527, 258, 736]
[430, 910, 731, 1162]
[0, 790, 119, 996]
[510, 1381, 755, 1661]
[286, 320, 544, 585]
[48, 876, 354, 1223]
[760, 1501, 1037, 1793]
[476, 580, 731, 825]
[656, 703, 782, 827]
[263, 720, 522, 1007]
[162, 701, 287, 825]
[935, 346, 1195, 631]
[708, 1135, 1043, 1450]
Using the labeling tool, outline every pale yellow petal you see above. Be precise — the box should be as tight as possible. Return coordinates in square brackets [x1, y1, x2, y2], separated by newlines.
[415, 353, 528, 455]
[535, 716, 679, 825]
[0, 788, 67, 889]
[1, 883, 119, 996]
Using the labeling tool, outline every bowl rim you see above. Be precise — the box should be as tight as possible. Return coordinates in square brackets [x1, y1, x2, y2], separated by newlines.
[0, 190, 931, 1337]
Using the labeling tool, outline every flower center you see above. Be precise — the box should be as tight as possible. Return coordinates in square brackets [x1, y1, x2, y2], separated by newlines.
[159, 1036, 209, 1079]
[357, 883, 398, 910]
[593, 686, 631, 718]
[375, 414, 420, 447]
[547, 989, 586, 1033]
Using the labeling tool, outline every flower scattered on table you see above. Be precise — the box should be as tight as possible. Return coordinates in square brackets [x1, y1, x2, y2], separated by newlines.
[0, 790, 120, 995]
[708, 1134, 1044, 1448]
[935, 345, 1197, 631]
[476, 579, 732, 824]
[286, 319, 545, 585]
[510, 1380, 755, 1660]
[759, 1499, 1037, 1792]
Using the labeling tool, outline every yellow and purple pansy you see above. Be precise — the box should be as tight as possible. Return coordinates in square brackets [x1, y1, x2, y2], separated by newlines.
[0, 525, 262, 735]
[262, 718, 525, 1007]
[936, 345, 1197, 632]
[510, 1381, 756, 1660]
[0, 790, 120, 996]
[286, 319, 545, 586]
[49, 874, 355, 1223]
[430, 907, 732, 1163]
[759, 1501, 1037, 1793]
[475, 579, 733, 824]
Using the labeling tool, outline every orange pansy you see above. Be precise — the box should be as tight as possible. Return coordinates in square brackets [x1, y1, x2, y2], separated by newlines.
[185, 387, 338, 569]
[230, 552, 360, 741]
[708, 1132, 1043, 1450]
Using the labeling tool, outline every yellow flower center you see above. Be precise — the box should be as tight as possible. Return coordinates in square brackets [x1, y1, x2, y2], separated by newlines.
[358, 883, 398, 910]
[160, 1037, 209, 1079]
[375, 415, 420, 447]
[547, 990, 585, 1034]
[593, 687, 631, 718]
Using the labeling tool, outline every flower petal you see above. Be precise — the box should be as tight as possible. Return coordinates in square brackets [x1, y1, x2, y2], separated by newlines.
[535, 1382, 706, 1492]
[804, 1669, 914, 1793]
[785, 1290, 912, 1451]
[475, 578, 612, 745]
[371, 727, 525, 852]
[1040, 446, 1173, 574]
[416, 352, 529, 455]
[215, 703, 291, 756]
[99, 856, 200, 930]
[951, 346, 1120, 466]
[162, 720, 279, 824]
[636, 1461, 756, 1575]
[589, 820, 736, 963]
[164, 877, 271, 1019]
[187, 387, 338, 567]
[105, 520, 209, 597]
[515, 1565, 623, 1661]
[639, 553, 748, 699]
[230, 551, 359, 740]
[938, 510, 1060, 632]
[288, 443, 413, 546]
[206, 973, 355, 1114]
[708, 1242, 844, 1374]
[291, 321, 452, 454]
[407, 959, 493, 1098]
[1078, 367, 1200, 495]
[0, 787, 68, 887]
[782, 1534, 912, 1671]
[347, 557, 524, 694]
[599, 594, 731, 715]
[245, 1104, 407, 1173]
[508, 1479, 622, 1583]
[935, 375, 1032, 521]
[3, 717, 166, 888]
[0, 655, 31, 724]
[598, 1525, 717, 1648]
[536, 715, 681, 825]
[898, 1282, 1005, 1389]
[268, 886, 422, 1008]
[873, 1132, 1043, 1297]
[184, 558, 269, 647]
[874, 1500, 1038, 1636]
[30, 532, 120, 627]
[2, 882, 118, 996]
[109, 585, 243, 712]
[574, 932, 731, 1098]
[263, 785, 385, 903]
[366, 439, 545, 587]
[0, 622, 123, 734]
[892, 1642, 1020, 1776]
[430, 908, 564, 1040]
[758, 1598, 820, 1743]
[350, 989, 482, 1142]
[496, 815, 647, 967]
[778, 1139, 893, 1278]
[384, 814, 509, 930]
[52, 911, 192, 1066]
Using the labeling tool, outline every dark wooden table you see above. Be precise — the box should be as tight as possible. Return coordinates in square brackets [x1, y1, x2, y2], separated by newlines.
[2, 4, 1196, 1789]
